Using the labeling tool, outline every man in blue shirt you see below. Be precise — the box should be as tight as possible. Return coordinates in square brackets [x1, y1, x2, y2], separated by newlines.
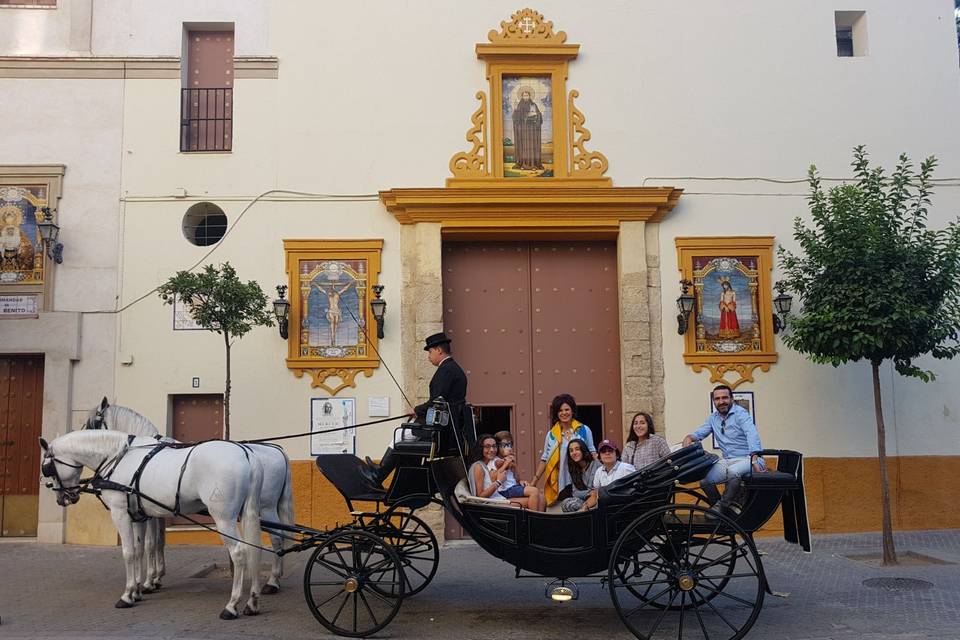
[683, 385, 764, 513]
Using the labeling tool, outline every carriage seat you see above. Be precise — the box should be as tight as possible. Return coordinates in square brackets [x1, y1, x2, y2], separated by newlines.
[454, 477, 520, 508]
[742, 449, 804, 490]
[314, 454, 387, 503]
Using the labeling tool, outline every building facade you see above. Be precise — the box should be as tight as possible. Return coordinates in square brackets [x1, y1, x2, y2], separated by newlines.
[2, 0, 959, 544]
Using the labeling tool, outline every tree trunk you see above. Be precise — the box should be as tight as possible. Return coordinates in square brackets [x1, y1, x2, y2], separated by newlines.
[871, 360, 897, 565]
[223, 332, 231, 441]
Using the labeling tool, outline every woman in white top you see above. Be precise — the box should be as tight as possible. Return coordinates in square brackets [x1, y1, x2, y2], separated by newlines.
[471, 434, 507, 501]
[621, 412, 671, 470]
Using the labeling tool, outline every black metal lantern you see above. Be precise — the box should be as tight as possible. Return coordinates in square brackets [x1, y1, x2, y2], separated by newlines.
[773, 290, 793, 334]
[676, 279, 695, 335]
[37, 207, 64, 264]
[273, 285, 290, 340]
[370, 284, 386, 339]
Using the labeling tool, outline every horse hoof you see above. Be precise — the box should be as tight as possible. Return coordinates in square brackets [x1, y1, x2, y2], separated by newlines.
[142, 585, 155, 594]
[219, 609, 238, 621]
[261, 584, 279, 595]
[243, 605, 260, 616]
[115, 599, 135, 609]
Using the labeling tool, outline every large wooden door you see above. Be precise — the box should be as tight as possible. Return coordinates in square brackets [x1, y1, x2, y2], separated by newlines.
[0, 354, 44, 537]
[442, 241, 621, 537]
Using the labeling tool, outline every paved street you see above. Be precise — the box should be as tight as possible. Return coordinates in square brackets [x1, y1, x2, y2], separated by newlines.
[1, 529, 958, 640]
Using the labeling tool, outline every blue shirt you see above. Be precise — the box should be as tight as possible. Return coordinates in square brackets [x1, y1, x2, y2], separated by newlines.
[691, 404, 762, 459]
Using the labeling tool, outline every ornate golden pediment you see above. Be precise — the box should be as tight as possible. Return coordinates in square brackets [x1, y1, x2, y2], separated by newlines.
[446, 8, 609, 188]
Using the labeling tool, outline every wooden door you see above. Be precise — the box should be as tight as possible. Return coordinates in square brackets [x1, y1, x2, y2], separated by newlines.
[0, 354, 44, 537]
[441, 241, 621, 537]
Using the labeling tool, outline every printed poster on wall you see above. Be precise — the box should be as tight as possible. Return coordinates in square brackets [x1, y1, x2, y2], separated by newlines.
[310, 397, 356, 455]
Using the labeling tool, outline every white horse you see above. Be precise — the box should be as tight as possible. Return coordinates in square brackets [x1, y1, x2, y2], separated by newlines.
[82, 398, 295, 594]
[41, 430, 264, 619]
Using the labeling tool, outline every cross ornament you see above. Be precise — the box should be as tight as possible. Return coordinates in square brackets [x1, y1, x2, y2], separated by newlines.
[519, 16, 535, 34]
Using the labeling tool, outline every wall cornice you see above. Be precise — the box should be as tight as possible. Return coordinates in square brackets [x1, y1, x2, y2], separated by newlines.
[0, 55, 278, 79]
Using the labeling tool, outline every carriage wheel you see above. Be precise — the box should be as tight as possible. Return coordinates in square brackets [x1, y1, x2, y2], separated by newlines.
[609, 505, 764, 640]
[303, 529, 406, 638]
[376, 510, 440, 596]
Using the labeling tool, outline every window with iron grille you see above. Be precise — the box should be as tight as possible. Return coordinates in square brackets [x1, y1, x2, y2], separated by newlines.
[182, 202, 228, 246]
[181, 28, 234, 152]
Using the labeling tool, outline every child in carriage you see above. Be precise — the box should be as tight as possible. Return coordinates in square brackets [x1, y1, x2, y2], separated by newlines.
[578, 438, 637, 511]
[491, 430, 543, 511]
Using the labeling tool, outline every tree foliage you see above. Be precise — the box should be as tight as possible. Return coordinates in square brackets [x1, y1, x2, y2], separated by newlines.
[778, 146, 960, 379]
[157, 263, 274, 438]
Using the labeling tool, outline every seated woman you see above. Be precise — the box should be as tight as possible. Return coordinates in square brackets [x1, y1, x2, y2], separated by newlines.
[531, 394, 598, 506]
[492, 430, 544, 511]
[579, 439, 637, 511]
[621, 412, 671, 470]
[560, 438, 602, 512]
[470, 434, 508, 502]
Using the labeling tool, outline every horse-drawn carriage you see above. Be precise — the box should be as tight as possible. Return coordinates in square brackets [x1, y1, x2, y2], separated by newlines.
[262, 398, 811, 639]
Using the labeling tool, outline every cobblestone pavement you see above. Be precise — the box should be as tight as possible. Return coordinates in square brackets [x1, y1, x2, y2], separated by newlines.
[1, 529, 958, 640]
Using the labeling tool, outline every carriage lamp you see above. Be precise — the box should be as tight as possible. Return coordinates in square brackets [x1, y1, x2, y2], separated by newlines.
[676, 279, 695, 335]
[37, 207, 64, 264]
[772, 289, 793, 334]
[273, 285, 290, 340]
[546, 578, 579, 602]
[370, 284, 386, 339]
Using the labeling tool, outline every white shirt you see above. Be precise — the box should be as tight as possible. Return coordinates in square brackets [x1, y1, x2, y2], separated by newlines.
[593, 460, 637, 489]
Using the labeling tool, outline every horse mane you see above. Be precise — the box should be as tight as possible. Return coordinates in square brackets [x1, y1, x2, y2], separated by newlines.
[106, 404, 161, 437]
[56, 430, 131, 458]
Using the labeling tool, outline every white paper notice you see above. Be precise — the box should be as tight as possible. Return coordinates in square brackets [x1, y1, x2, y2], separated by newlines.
[310, 398, 356, 455]
[368, 396, 390, 417]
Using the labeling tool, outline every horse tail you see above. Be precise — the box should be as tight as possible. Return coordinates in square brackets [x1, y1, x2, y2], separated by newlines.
[241, 456, 264, 598]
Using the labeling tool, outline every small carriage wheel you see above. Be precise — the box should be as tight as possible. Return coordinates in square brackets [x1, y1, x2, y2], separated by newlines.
[609, 504, 764, 640]
[303, 529, 406, 638]
[373, 509, 440, 597]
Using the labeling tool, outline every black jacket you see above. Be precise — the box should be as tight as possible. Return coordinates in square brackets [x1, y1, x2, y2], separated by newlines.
[415, 357, 468, 421]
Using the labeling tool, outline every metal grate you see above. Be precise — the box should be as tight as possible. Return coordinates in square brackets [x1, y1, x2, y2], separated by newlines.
[862, 577, 934, 591]
[180, 88, 233, 152]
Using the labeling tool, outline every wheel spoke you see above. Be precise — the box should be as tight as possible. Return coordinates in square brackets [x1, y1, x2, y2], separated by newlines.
[690, 520, 723, 567]
[697, 543, 748, 571]
[700, 588, 741, 632]
[330, 591, 350, 627]
[621, 584, 675, 618]
[645, 588, 679, 638]
[691, 592, 713, 640]
[695, 581, 757, 608]
[365, 583, 400, 606]
[312, 555, 350, 579]
[678, 590, 686, 640]
[313, 587, 347, 610]
[352, 591, 358, 633]
[357, 589, 379, 628]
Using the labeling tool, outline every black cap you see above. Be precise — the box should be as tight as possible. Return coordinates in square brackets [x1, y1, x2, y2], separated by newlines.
[423, 332, 452, 351]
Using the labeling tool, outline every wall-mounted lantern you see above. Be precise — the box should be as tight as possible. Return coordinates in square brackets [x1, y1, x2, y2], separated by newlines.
[37, 207, 64, 264]
[676, 279, 695, 335]
[273, 285, 290, 340]
[370, 284, 386, 339]
[772, 289, 793, 334]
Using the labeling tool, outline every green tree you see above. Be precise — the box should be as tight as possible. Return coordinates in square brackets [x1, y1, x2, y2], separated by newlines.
[157, 263, 274, 440]
[778, 147, 960, 565]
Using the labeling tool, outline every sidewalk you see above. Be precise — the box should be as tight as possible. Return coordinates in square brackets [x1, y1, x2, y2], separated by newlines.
[1, 529, 958, 639]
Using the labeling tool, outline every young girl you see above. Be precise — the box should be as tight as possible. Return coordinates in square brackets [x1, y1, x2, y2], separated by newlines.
[560, 438, 601, 512]
[492, 430, 543, 511]
[621, 412, 671, 470]
[471, 434, 508, 501]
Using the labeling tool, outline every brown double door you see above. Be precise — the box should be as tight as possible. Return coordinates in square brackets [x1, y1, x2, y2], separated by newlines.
[0, 355, 44, 537]
[442, 241, 622, 513]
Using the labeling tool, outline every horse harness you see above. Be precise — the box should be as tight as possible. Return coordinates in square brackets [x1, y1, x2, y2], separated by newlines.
[44, 436, 253, 522]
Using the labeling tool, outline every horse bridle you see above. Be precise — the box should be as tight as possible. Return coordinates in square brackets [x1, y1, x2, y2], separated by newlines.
[86, 405, 107, 430]
[41, 449, 86, 503]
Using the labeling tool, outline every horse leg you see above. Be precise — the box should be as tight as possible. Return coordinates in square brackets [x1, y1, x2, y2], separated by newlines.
[142, 519, 160, 592]
[241, 461, 264, 616]
[109, 509, 139, 608]
[214, 520, 247, 620]
[155, 520, 166, 582]
[260, 505, 282, 594]
[132, 520, 147, 600]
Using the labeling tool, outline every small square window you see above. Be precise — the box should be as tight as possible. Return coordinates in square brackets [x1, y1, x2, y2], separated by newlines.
[835, 11, 867, 57]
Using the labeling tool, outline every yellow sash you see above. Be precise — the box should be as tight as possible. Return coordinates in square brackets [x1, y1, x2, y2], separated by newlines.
[543, 419, 583, 505]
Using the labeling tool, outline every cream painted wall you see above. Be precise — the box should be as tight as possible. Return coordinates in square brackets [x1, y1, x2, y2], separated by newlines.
[104, 0, 960, 461]
[115, 199, 404, 459]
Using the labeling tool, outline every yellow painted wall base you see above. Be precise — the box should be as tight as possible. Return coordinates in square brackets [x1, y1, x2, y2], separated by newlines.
[158, 456, 959, 546]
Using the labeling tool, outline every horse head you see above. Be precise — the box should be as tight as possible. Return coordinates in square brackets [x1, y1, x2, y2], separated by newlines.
[39, 436, 84, 506]
[83, 397, 111, 430]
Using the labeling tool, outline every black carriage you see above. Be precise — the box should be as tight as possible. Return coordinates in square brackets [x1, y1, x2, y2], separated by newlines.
[267, 399, 810, 639]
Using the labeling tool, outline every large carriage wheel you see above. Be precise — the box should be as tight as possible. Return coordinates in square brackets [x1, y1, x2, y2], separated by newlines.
[376, 509, 440, 596]
[303, 529, 406, 638]
[609, 505, 764, 640]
